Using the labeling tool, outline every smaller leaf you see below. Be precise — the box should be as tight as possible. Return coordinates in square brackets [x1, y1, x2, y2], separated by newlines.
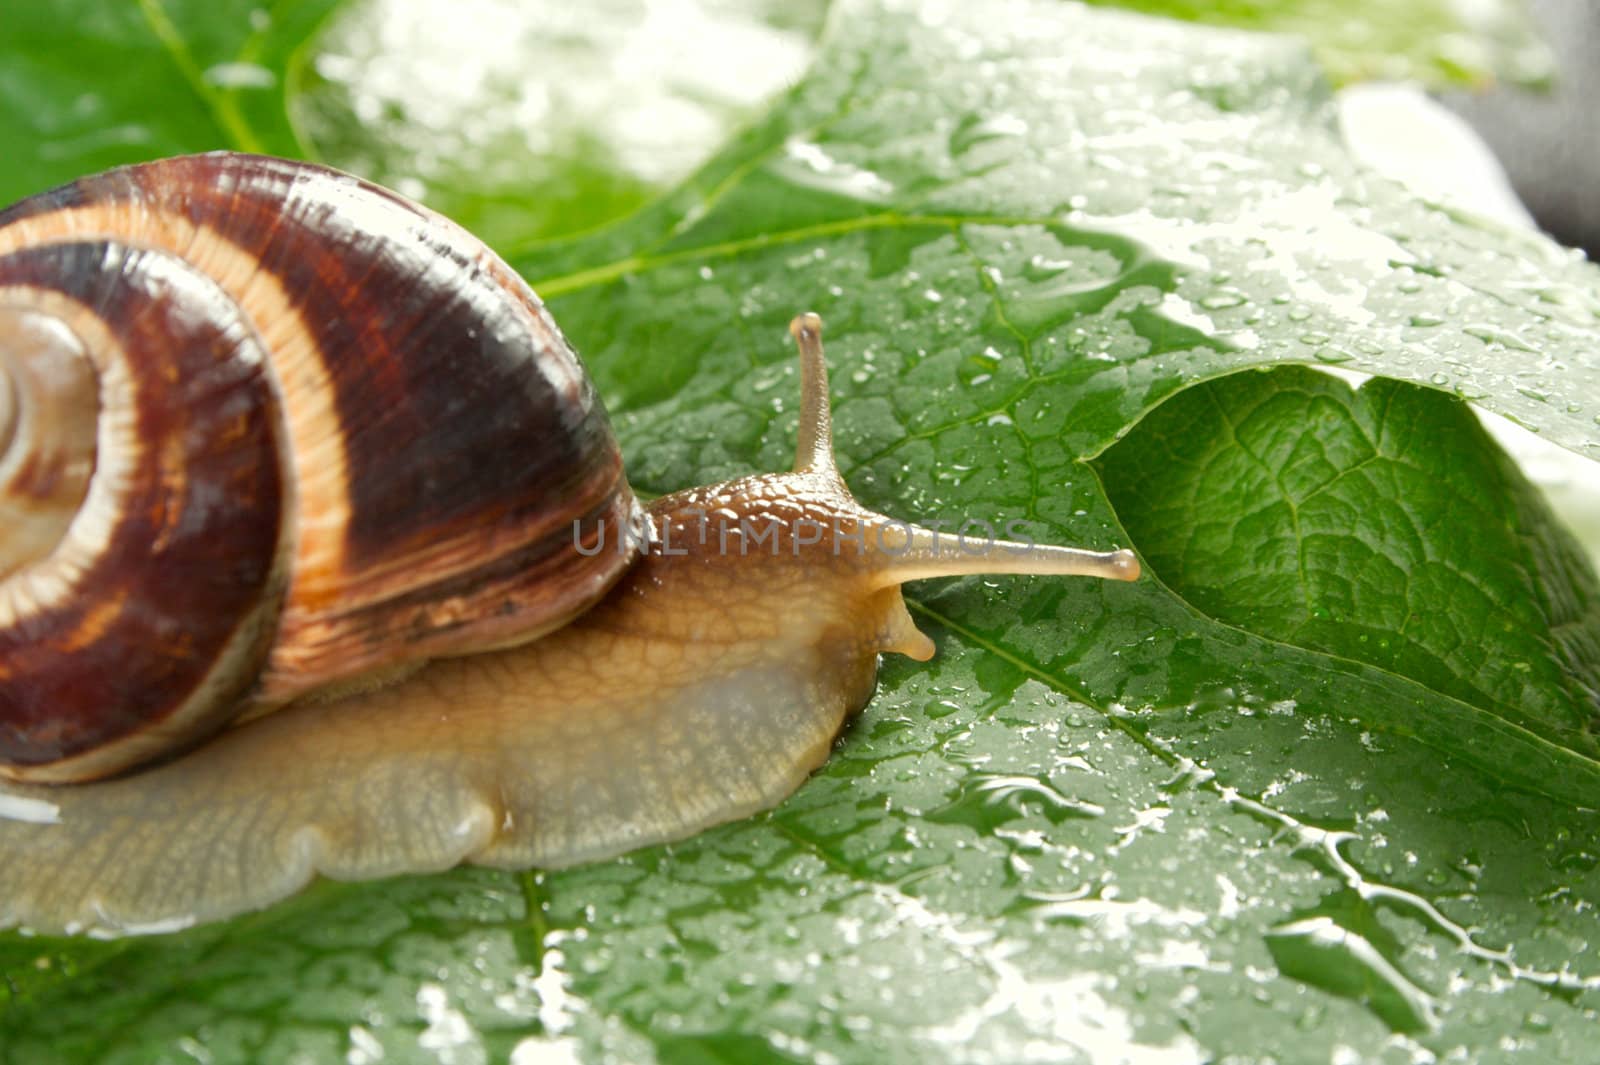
[1100, 367, 1600, 761]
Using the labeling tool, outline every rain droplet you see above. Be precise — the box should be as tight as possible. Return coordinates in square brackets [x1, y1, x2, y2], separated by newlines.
[1465, 324, 1536, 353]
[948, 112, 1029, 156]
[1024, 255, 1071, 281]
[1200, 290, 1247, 310]
[204, 62, 276, 90]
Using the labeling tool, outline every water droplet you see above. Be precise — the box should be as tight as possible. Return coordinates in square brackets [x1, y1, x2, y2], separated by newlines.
[948, 112, 1029, 156]
[1555, 848, 1598, 873]
[1023, 254, 1070, 281]
[204, 62, 276, 90]
[1265, 917, 1437, 1033]
[927, 774, 1103, 833]
[777, 138, 895, 202]
[1200, 290, 1246, 310]
[1464, 324, 1536, 353]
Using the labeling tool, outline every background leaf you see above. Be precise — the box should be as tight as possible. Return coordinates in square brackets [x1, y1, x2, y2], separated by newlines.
[0, 0, 340, 202]
[3, 0, 1599, 1062]
[1081, 0, 1552, 88]
[293, 0, 830, 244]
[1098, 368, 1600, 758]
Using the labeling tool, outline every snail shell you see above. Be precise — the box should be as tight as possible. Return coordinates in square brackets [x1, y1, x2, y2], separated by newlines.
[0, 153, 643, 783]
[0, 154, 1138, 935]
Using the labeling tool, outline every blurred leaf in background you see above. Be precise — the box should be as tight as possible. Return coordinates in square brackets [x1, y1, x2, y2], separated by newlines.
[2, 0, 1599, 1063]
[0, 0, 336, 197]
[296, 0, 830, 243]
[1082, 0, 1552, 87]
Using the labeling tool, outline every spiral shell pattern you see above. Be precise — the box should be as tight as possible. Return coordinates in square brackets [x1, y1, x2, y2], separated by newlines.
[0, 153, 642, 782]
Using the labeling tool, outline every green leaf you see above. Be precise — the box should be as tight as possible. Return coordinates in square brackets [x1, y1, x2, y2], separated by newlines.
[1098, 368, 1600, 758]
[0, 0, 341, 205]
[292, 0, 831, 244]
[1080, 0, 1552, 88]
[3, 1, 1600, 1063]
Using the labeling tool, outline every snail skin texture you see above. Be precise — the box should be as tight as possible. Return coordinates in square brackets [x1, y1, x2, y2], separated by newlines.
[0, 154, 1139, 936]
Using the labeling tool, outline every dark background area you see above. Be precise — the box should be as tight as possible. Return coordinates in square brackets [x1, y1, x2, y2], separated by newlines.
[1445, 0, 1600, 260]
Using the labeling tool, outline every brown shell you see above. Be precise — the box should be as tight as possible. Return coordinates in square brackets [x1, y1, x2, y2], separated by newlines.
[0, 153, 643, 782]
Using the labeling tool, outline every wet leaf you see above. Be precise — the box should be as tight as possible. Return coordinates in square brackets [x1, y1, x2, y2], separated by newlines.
[293, 0, 830, 244]
[1082, 0, 1551, 88]
[2, 1, 1599, 1063]
[0, 0, 340, 205]
[1099, 368, 1600, 760]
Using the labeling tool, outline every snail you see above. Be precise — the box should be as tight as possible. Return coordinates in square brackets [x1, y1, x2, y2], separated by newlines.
[0, 152, 1139, 935]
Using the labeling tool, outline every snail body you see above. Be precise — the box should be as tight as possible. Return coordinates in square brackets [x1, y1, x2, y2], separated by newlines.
[0, 154, 1138, 935]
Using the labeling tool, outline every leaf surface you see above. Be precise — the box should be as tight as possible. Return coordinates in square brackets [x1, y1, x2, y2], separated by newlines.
[2, 1, 1598, 1062]
[1099, 368, 1600, 757]
[1083, 0, 1550, 87]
